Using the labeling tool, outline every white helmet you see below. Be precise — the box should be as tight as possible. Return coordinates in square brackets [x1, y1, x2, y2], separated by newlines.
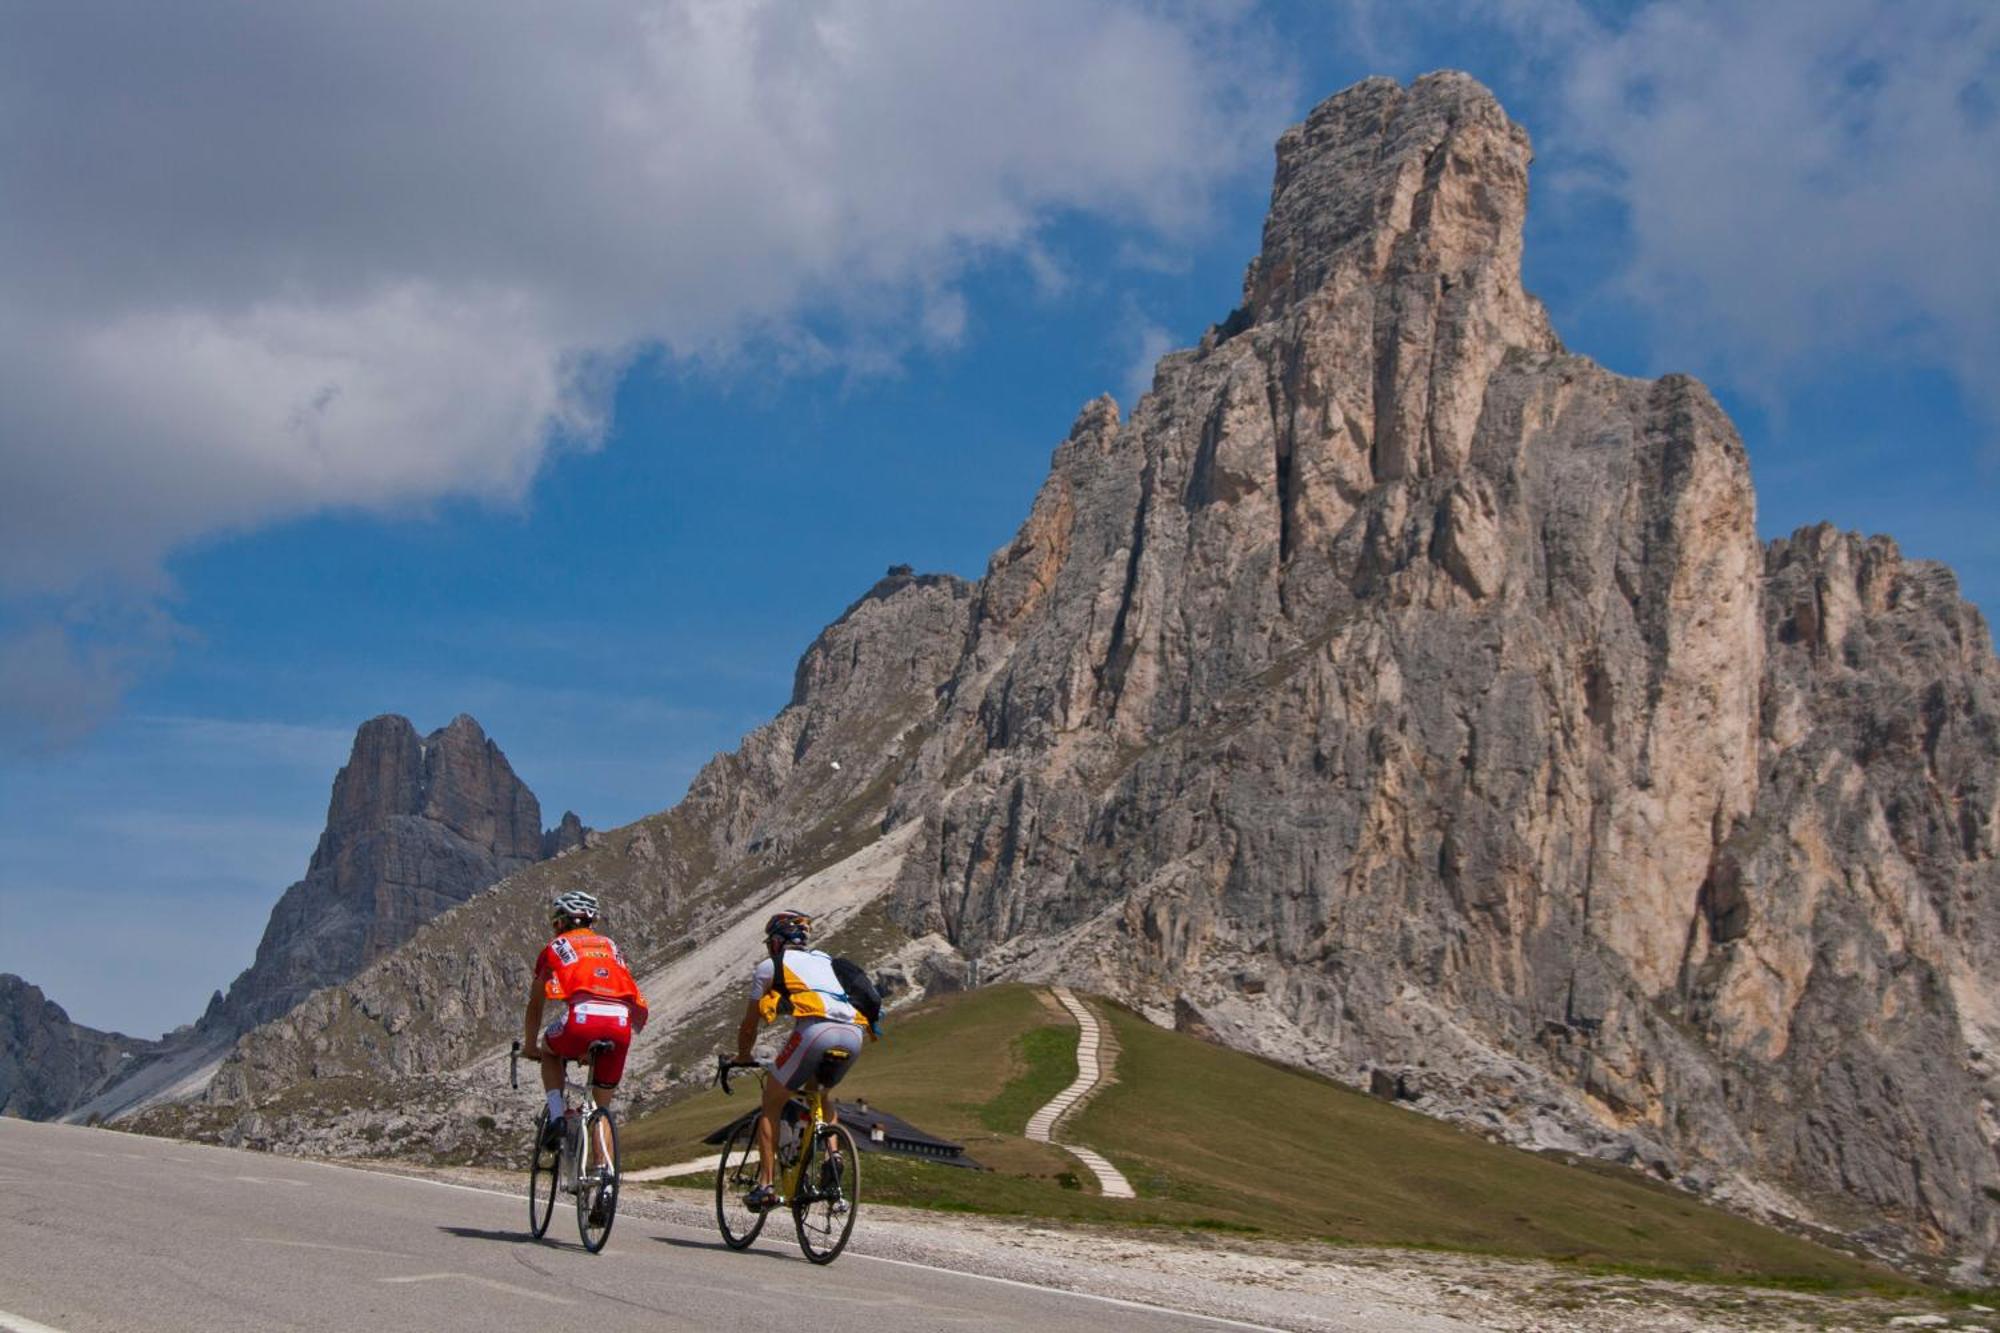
[550, 890, 599, 926]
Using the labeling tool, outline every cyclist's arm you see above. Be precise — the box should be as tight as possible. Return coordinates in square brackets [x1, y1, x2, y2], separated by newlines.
[523, 949, 553, 1056]
[733, 995, 762, 1064]
[523, 988, 548, 1057]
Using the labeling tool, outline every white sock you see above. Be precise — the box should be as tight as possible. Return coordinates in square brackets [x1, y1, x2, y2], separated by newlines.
[546, 1090, 566, 1122]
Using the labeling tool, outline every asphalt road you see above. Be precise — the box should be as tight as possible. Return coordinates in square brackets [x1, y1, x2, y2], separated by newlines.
[0, 1118, 1271, 1332]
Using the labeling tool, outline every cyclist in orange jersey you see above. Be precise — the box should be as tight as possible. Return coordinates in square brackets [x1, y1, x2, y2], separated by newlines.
[521, 890, 649, 1156]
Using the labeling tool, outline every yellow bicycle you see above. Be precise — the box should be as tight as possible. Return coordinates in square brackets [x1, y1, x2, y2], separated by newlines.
[713, 1054, 859, 1263]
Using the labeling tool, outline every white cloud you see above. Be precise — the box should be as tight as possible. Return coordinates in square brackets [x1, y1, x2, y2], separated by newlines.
[0, 1, 1288, 603]
[1552, 0, 2000, 416]
[1121, 317, 1180, 409]
[0, 0, 1290, 745]
[2, 286, 605, 596]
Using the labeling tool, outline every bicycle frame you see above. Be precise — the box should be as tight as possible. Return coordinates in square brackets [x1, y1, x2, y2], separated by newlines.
[512, 1039, 615, 1191]
[716, 1056, 832, 1204]
[774, 1082, 829, 1202]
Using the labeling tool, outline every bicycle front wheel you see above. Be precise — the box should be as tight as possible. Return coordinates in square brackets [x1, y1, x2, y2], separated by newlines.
[577, 1108, 619, 1253]
[527, 1111, 558, 1239]
[714, 1114, 768, 1250]
[793, 1122, 859, 1264]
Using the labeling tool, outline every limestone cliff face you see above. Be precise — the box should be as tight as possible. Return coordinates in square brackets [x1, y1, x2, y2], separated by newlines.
[1696, 528, 2000, 1253]
[0, 975, 155, 1119]
[198, 714, 550, 1036]
[879, 65, 1767, 1160]
[870, 73, 1993, 1266]
[151, 74, 1999, 1271]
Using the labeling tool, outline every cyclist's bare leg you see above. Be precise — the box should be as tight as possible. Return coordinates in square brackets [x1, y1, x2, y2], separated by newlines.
[755, 1072, 790, 1187]
[590, 1084, 616, 1164]
[539, 1053, 564, 1094]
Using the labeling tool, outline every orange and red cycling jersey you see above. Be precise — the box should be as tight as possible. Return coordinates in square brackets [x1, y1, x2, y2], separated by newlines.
[535, 928, 649, 1026]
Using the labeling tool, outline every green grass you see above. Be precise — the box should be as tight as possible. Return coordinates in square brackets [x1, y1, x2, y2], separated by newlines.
[622, 984, 1079, 1184]
[1068, 1003, 1903, 1286]
[978, 1024, 1077, 1134]
[623, 983, 1910, 1289]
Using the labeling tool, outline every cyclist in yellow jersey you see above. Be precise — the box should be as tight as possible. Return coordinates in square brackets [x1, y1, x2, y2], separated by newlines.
[732, 909, 870, 1211]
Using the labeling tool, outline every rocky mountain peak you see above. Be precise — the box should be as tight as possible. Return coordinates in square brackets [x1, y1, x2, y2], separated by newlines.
[319, 713, 541, 865]
[198, 713, 556, 1037]
[0, 973, 153, 1119]
[542, 810, 589, 858]
[1240, 72, 1550, 338]
[321, 713, 425, 840]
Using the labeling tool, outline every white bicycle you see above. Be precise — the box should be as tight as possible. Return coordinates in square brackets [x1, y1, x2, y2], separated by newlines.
[512, 1039, 620, 1252]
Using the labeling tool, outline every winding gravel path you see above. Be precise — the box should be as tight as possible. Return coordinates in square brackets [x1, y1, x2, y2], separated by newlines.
[1026, 987, 1135, 1199]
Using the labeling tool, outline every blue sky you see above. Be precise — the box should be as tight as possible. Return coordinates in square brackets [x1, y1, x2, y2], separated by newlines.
[3, 0, 1995, 1035]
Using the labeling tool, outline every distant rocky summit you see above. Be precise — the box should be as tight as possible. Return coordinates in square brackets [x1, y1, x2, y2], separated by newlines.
[0, 713, 582, 1123]
[141, 74, 2000, 1275]
[0, 975, 155, 1119]
[197, 714, 562, 1036]
[542, 809, 589, 858]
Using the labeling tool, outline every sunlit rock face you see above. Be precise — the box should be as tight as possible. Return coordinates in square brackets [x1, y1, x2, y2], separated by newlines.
[855, 73, 1996, 1269]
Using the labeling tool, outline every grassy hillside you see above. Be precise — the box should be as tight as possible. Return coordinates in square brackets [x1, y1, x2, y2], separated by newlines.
[624, 984, 1902, 1288]
[623, 983, 1078, 1182]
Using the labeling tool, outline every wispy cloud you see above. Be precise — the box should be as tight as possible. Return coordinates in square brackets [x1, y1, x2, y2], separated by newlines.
[1120, 318, 1179, 409]
[125, 715, 359, 771]
[0, 599, 183, 755]
[1339, 0, 2000, 432]
[1554, 0, 2000, 425]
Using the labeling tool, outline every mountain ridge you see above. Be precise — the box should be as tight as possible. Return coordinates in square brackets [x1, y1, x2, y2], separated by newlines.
[0, 974, 159, 1119]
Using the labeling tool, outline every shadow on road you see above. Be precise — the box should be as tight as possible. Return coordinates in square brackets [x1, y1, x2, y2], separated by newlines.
[439, 1225, 542, 1245]
[653, 1233, 790, 1261]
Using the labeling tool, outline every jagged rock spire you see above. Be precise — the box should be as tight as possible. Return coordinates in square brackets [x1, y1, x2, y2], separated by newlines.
[200, 713, 552, 1035]
[1250, 75, 1533, 311]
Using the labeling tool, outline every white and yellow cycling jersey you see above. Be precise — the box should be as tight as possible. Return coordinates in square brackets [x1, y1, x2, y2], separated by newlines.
[752, 948, 871, 1029]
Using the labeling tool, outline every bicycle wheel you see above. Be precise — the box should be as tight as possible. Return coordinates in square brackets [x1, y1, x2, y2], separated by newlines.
[714, 1114, 768, 1250]
[527, 1110, 558, 1239]
[577, 1108, 619, 1253]
[793, 1122, 859, 1264]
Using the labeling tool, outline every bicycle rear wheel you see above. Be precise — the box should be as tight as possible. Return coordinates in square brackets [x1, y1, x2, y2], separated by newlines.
[714, 1114, 768, 1249]
[527, 1110, 558, 1239]
[577, 1108, 619, 1253]
[793, 1122, 859, 1264]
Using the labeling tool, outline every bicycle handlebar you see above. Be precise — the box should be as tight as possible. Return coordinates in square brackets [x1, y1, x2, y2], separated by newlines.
[715, 1055, 759, 1095]
[510, 1039, 521, 1090]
